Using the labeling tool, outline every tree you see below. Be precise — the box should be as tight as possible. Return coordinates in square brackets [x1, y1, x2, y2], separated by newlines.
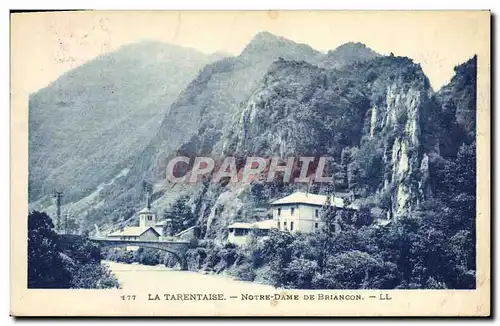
[69, 264, 119, 289]
[28, 211, 71, 288]
[65, 218, 79, 234]
[163, 196, 196, 234]
[134, 248, 161, 266]
[66, 234, 102, 265]
[262, 230, 295, 287]
[322, 251, 384, 289]
[285, 258, 319, 289]
[435, 141, 476, 228]
[28, 211, 119, 289]
[319, 203, 339, 236]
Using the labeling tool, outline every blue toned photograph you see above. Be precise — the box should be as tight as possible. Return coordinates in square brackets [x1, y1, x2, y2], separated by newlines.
[26, 12, 477, 292]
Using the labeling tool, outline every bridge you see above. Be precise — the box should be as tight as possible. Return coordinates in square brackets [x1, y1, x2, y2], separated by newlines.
[89, 237, 192, 270]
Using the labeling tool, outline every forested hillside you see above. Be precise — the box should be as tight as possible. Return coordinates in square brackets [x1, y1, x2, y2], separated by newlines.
[29, 41, 224, 206]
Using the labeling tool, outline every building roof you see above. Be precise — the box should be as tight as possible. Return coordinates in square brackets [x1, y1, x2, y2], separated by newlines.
[174, 226, 197, 237]
[374, 219, 392, 227]
[270, 191, 360, 210]
[227, 219, 276, 230]
[139, 207, 153, 214]
[108, 226, 160, 237]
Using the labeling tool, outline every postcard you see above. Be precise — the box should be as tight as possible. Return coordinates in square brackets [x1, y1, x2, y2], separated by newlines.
[10, 10, 490, 316]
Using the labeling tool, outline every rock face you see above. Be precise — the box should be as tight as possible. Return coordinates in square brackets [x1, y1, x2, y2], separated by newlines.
[171, 54, 447, 234]
[148, 32, 323, 175]
[221, 58, 370, 158]
[221, 55, 440, 220]
[379, 83, 429, 219]
[354, 57, 439, 220]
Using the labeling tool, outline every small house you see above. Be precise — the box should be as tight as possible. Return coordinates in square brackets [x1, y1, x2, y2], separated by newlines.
[107, 226, 161, 251]
[227, 220, 275, 246]
[107, 226, 161, 241]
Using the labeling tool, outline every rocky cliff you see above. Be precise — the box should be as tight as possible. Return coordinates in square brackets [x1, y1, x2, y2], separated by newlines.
[218, 55, 440, 221]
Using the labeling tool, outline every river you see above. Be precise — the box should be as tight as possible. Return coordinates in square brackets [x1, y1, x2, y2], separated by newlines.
[103, 260, 274, 291]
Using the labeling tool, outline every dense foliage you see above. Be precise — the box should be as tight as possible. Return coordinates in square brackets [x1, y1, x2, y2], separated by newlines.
[183, 197, 474, 289]
[257, 196, 475, 290]
[28, 211, 119, 289]
[102, 247, 183, 268]
[28, 211, 71, 288]
[159, 135, 476, 289]
[162, 196, 197, 235]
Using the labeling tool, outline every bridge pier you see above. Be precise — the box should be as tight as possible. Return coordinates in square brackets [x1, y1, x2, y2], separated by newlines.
[180, 259, 188, 271]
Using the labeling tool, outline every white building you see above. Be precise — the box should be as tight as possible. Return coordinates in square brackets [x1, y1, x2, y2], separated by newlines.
[107, 226, 161, 242]
[226, 191, 359, 245]
[270, 191, 358, 234]
[107, 193, 171, 249]
[227, 220, 276, 246]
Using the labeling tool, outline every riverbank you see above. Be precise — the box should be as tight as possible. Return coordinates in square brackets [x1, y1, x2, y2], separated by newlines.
[103, 260, 274, 291]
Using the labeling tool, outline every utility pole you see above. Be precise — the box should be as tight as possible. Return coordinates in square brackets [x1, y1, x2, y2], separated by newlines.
[65, 210, 70, 234]
[54, 191, 63, 233]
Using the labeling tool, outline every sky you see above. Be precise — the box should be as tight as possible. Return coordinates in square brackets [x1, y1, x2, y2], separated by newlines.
[11, 11, 489, 95]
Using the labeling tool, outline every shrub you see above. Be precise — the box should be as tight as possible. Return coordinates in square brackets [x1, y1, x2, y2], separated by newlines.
[134, 248, 161, 266]
[232, 262, 256, 282]
[70, 264, 119, 289]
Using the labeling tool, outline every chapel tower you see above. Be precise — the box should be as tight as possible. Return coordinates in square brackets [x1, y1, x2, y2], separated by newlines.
[139, 191, 156, 228]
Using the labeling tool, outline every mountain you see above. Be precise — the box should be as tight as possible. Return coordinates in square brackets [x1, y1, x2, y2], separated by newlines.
[197, 54, 437, 234]
[28, 41, 225, 206]
[101, 51, 474, 239]
[74, 32, 326, 227]
[195, 53, 476, 237]
[220, 58, 370, 158]
[239, 31, 323, 64]
[152, 31, 323, 166]
[433, 55, 477, 157]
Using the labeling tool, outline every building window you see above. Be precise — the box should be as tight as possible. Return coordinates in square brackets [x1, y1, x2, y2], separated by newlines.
[315, 209, 319, 218]
[277, 208, 281, 216]
[284, 221, 287, 230]
[277, 221, 280, 230]
[291, 207, 295, 215]
[315, 222, 319, 229]
[290, 222, 294, 231]
[148, 216, 152, 220]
